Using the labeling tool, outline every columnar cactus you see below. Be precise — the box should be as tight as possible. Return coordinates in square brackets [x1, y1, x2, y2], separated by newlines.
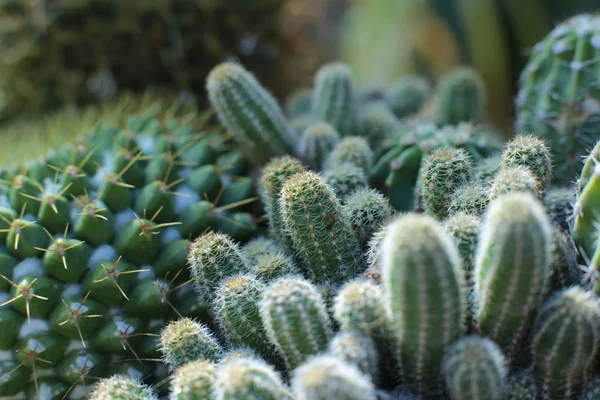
[297, 121, 340, 170]
[531, 287, 600, 400]
[328, 330, 380, 382]
[474, 192, 552, 359]
[436, 67, 485, 126]
[291, 355, 377, 400]
[259, 277, 333, 369]
[89, 375, 157, 400]
[169, 360, 217, 400]
[311, 62, 357, 136]
[515, 14, 600, 183]
[443, 336, 507, 400]
[416, 147, 473, 220]
[206, 62, 296, 165]
[187, 231, 248, 303]
[386, 76, 431, 118]
[280, 171, 363, 284]
[159, 318, 223, 370]
[381, 213, 467, 397]
[214, 355, 293, 400]
[501, 135, 553, 188]
[344, 188, 393, 248]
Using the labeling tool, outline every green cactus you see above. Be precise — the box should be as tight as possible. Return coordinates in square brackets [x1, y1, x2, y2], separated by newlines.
[443, 336, 507, 400]
[531, 287, 600, 400]
[416, 147, 473, 220]
[285, 88, 313, 119]
[251, 251, 302, 282]
[544, 186, 575, 231]
[291, 355, 377, 400]
[259, 277, 333, 370]
[325, 136, 374, 172]
[504, 370, 539, 400]
[311, 62, 357, 136]
[89, 375, 157, 400]
[159, 318, 223, 370]
[488, 166, 540, 201]
[447, 181, 489, 217]
[547, 227, 581, 293]
[328, 330, 380, 383]
[214, 355, 293, 400]
[474, 192, 552, 360]
[580, 376, 600, 400]
[280, 171, 363, 284]
[169, 360, 217, 400]
[515, 14, 600, 184]
[501, 135, 553, 188]
[242, 237, 283, 264]
[435, 67, 486, 126]
[473, 154, 502, 183]
[323, 162, 369, 199]
[381, 213, 466, 398]
[296, 121, 340, 171]
[344, 188, 393, 248]
[206, 62, 296, 166]
[357, 102, 402, 150]
[386, 76, 431, 118]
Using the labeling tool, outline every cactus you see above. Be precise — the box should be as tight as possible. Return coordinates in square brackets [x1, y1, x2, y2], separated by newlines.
[443, 336, 507, 400]
[416, 147, 473, 220]
[357, 102, 402, 150]
[488, 166, 540, 201]
[325, 136, 374, 172]
[473, 154, 502, 182]
[436, 67, 486, 126]
[285, 88, 313, 119]
[280, 171, 363, 284]
[214, 355, 293, 400]
[531, 287, 600, 400]
[344, 188, 393, 248]
[515, 14, 600, 183]
[504, 370, 539, 400]
[544, 186, 575, 231]
[291, 355, 377, 400]
[328, 330, 380, 382]
[252, 251, 302, 282]
[501, 135, 553, 188]
[89, 375, 157, 400]
[547, 228, 581, 293]
[187, 231, 249, 304]
[242, 237, 283, 264]
[580, 376, 600, 400]
[169, 360, 217, 400]
[474, 192, 552, 360]
[447, 181, 489, 217]
[297, 122, 340, 170]
[323, 162, 369, 199]
[259, 277, 333, 370]
[159, 318, 223, 370]
[259, 156, 305, 255]
[381, 213, 466, 397]
[311, 62, 357, 136]
[386, 76, 431, 118]
[206, 62, 295, 166]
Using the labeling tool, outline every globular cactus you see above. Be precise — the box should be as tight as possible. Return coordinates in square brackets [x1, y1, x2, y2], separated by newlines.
[325, 136, 374, 172]
[488, 166, 540, 201]
[280, 171, 363, 284]
[443, 336, 507, 400]
[473, 154, 502, 182]
[416, 147, 473, 220]
[474, 192, 552, 360]
[259, 277, 333, 370]
[323, 162, 369, 199]
[516, 14, 600, 183]
[89, 374, 157, 400]
[531, 287, 600, 400]
[259, 156, 305, 255]
[251, 251, 302, 282]
[381, 213, 467, 398]
[311, 62, 357, 137]
[501, 135, 553, 188]
[447, 181, 489, 217]
[169, 360, 217, 400]
[206, 62, 296, 166]
[242, 237, 282, 264]
[504, 370, 539, 400]
[187, 231, 249, 304]
[386, 76, 431, 118]
[214, 355, 293, 400]
[296, 121, 340, 170]
[291, 355, 377, 400]
[344, 188, 393, 248]
[159, 318, 223, 370]
[435, 67, 485, 126]
[328, 330, 380, 382]
[357, 102, 402, 150]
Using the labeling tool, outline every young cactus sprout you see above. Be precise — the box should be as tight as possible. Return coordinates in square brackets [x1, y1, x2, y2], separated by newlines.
[325, 136, 373, 172]
[474, 192, 552, 360]
[291, 354, 377, 400]
[206, 62, 295, 165]
[259, 276, 333, 370]
[501, 135, 553, 188]
[296, 121, 340, 170]
[488, 166, 540, 201]
[89, 374, 158, 400]
[381, 213, 466, 397]
[169, 360, 217, 400]
[387, 75, 431, 118]
[328, 330, 380, 382]
[443, 336, 507, 400]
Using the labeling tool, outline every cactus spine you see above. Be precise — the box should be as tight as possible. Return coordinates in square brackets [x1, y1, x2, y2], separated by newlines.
[381, 213, 466, 398]
[474, 192, 552, 359]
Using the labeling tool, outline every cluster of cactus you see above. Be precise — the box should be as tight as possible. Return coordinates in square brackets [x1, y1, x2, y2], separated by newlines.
[3, 10, 600, 400]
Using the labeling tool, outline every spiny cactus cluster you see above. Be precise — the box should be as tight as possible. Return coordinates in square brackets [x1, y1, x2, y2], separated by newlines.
[3, 11, 600, 400]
